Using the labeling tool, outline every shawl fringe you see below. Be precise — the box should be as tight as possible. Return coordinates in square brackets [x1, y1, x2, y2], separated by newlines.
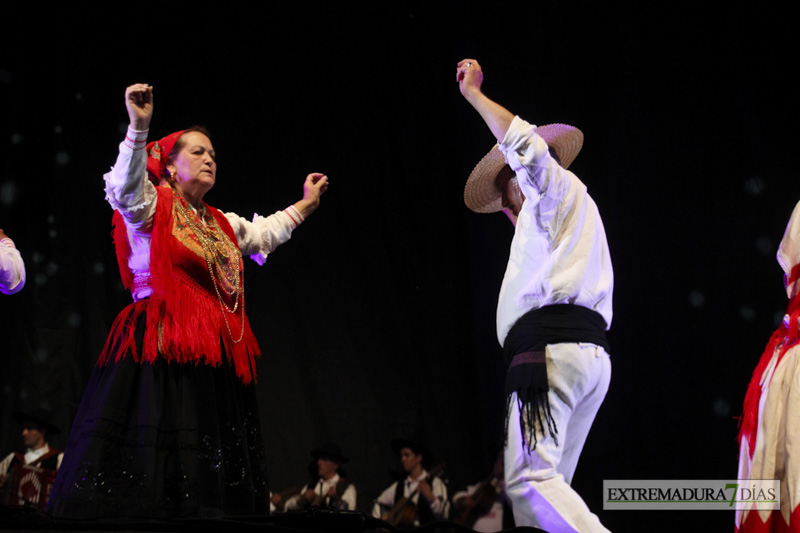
[101, 187, 260, 384]
[737, 504, 800, 532]
[739, 282, 800, 457]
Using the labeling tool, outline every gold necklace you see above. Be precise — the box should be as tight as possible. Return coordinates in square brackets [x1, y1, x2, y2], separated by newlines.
[174, 194, 246, 343]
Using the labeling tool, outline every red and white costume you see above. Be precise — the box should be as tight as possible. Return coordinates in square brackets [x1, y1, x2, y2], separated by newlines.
[737, 200, 800, 532]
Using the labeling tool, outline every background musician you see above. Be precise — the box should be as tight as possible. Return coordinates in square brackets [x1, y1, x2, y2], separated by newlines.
[281, 443, 356, 511]
[372, 438, 448, 527]
[452, 448, 513, 532]
[0, 409, 63, 507]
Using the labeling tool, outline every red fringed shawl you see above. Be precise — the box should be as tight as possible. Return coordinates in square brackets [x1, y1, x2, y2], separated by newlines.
[738, 263, 800, 457]
[737, 504, 800, 532]
[100, 186, 261, 384]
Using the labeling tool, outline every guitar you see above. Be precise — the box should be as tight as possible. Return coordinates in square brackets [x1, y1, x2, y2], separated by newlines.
[381, 462, 447, 527]
[452, 475, 501, 527]
[270, 486, 303, 511]
[309, 477, 354, 509]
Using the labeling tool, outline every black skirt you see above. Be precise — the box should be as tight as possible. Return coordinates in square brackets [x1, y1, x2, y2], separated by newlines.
[48, 302, 270, 519]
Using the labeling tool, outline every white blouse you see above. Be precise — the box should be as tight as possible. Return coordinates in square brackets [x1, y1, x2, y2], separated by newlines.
[104, 127, 302, 301]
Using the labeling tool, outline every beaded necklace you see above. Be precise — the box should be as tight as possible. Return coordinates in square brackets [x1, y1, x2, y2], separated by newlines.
[173, 192, 245, 343]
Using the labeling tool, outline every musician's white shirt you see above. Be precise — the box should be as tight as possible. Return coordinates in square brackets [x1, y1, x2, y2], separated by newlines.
[372, 469, 449, 524]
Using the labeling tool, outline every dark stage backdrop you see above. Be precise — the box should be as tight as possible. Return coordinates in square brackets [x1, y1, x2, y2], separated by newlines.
[0, 3, 793, 531]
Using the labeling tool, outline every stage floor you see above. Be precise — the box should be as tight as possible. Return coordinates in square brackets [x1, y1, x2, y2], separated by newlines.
[0, 505, 544, 533]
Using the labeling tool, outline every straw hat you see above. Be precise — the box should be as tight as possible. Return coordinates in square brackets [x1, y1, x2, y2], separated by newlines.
[464, 123, 584, 213]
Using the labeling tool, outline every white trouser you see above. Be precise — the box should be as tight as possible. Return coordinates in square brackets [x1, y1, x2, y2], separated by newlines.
[505, 342, 612, 533]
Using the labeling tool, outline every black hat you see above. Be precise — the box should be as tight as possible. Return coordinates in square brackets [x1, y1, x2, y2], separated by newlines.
[13, 408, 60, 436]
[311, 442, 348, 464]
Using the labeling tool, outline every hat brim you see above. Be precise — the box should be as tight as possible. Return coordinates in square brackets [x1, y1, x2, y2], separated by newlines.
[464, 145, 507, 214]
[311, 445, 348, 464]
[463, 124, 584, 214]
[13, 410, 60, 435]
[311, 451, 348, 463]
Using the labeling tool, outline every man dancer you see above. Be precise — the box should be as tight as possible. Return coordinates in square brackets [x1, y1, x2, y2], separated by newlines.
[457, 58, 613, 532]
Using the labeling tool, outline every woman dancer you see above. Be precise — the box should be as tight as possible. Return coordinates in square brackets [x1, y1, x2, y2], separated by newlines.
[737, 200, 800, 531]
[49, 84, 328, 518]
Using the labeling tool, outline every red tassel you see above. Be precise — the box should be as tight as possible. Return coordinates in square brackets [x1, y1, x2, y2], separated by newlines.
[97, 301, 146, 366]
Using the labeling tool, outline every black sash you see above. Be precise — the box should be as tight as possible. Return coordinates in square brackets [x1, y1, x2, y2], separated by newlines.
[503, 304, 609, 451]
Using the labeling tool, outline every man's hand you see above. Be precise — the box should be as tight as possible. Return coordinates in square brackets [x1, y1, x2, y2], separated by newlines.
[418, 479, 436, 503]
[455, 58, 513, 142]
[456, 58, 484, 100]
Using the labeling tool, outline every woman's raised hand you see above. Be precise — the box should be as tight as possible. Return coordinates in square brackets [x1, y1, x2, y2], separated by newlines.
[294, 173, 329, 219]
[125, 83, 153, 131]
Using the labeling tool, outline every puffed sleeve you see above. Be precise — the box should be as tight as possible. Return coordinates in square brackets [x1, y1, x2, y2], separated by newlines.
[0, 452, 14, 479]
[340, 483, 357, 510]
[225, 205, 305, 265]
[0, 238, 26, 295]
[372, 482, 398, 518]
[429, 476, 450, 519]
[103, 127, 157, 234]
[282, 483, 310, 511]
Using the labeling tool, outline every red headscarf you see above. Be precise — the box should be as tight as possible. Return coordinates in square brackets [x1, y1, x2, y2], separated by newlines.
[145, 130, 186, 184]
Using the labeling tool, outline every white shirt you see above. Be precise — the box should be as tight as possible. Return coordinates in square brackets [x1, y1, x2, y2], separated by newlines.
[496, 116, 614, 345]
[104, 127, 303, 301]
[0, 238, 25, 295]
